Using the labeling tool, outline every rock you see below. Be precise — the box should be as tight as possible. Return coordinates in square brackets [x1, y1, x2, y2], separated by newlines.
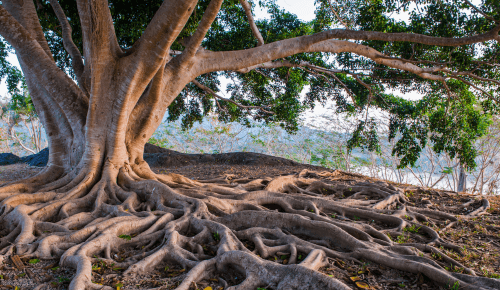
[144, 143, 172, 154]
[21, 148, 49, 167]
[0, 153, 21, 166]
[3, 143, 301, 168]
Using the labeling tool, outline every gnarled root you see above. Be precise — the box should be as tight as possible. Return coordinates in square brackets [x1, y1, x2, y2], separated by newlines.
[0, 166, 497, 290]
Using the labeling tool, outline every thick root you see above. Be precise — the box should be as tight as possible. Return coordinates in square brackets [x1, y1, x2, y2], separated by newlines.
[0, 166, 497, 290]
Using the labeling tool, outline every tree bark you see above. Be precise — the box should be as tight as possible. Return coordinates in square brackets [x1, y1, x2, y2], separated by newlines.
[458, 164, 467, 193]
[0, 1, 498, 290]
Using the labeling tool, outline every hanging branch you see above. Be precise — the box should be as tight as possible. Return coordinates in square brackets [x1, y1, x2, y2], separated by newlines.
[192, 79, 275, 114]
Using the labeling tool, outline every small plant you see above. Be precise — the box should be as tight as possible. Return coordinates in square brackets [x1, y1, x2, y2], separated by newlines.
[353, 216, 360, 221]
[404, 224, 421, 233]
[29, 258, 40, 264]
[404, 215, 411, 220]
[395, 235, 409, 244]
[482, 268, 500, 279]
[51, 266, 60, 271]
[116, 282, 124, 290]
[118, 234, 132, 241]
[431, 252, 442, 260]
[213, 231, 220, 241]
[447, 281, 459, 290]
[331, 213, 337, 219]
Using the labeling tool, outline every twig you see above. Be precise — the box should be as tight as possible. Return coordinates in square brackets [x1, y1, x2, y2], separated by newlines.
[192, 79, 275, 114]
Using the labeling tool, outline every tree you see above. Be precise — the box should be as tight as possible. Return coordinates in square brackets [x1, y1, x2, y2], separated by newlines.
[0, 0, 500, 289]
[1, 81, 46, 154]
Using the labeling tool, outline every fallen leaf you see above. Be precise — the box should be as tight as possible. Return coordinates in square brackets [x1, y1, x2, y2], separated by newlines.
[350, 276, 361, 282]
[355, 281, 371, 289]
[203, 287, 213, 290]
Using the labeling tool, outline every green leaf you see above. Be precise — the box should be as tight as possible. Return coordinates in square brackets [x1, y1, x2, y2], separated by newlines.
[118, 235, 132, 241]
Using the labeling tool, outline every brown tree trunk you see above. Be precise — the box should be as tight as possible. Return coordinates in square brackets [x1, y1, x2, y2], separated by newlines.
[0, 1, 499, 290]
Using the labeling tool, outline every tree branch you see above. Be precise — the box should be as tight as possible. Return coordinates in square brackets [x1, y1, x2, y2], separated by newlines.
[199, 39, 451, 83]
[0, 5, 88, 124]
[303, 67, 358, 106]
[235, 59, 343, 74]
[239, 0, 264, 46]
[128, 0, 198, 82]
[8, 127, 37, 155]
[47, 0, 86, 92]
[183, 0, 224, 59]
[326, 0, 349, 28]
[192, 79, 275, 114]
[2, 0, 54, 59]
[196, 23, 500, 75]
[463, 0, 498, 23]
[75, 0, 121, 62]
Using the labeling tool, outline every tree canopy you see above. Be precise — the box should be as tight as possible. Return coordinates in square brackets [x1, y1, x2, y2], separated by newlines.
[2, 1, 500, 289]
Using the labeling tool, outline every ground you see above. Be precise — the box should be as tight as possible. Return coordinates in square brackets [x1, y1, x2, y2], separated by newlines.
[0, 150, 499, 290]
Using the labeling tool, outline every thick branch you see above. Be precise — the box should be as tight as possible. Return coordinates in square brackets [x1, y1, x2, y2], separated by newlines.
[0, 5, 88, 127]
[199, 40, 447, 82]
[75, 0, 121, 63]
[197, 23, 500, 75]
[183, 0, 224, 59]
[128, 0, 198, 82]
[2, 0, 54, 60]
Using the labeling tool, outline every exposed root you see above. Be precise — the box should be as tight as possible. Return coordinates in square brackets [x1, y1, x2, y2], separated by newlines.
[0, 166, 498, 290]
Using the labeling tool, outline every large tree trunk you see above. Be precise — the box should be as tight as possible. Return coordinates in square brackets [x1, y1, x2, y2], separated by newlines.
[0, 1, 499, 290]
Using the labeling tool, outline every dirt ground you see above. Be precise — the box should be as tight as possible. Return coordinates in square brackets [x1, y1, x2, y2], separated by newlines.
[0, 156, 499, 290]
